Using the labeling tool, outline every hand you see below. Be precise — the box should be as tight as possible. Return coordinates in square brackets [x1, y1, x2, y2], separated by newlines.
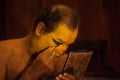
[37, 47, 56, 71]
[17, 47, 57, 80]
[55, 73, 76, 80]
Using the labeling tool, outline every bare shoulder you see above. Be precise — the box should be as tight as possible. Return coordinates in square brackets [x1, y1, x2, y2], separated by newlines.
[0, 39, 20, 79]
[0, 39, 18, 57]
[0, 38, 28, 62]
[0, 38, 30, 79]
[0, 39, 15, 62]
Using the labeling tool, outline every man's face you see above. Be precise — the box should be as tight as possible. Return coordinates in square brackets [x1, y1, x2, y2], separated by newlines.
[37, 23, 78, 57]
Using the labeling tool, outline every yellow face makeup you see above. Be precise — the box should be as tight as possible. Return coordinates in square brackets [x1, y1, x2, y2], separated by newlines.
[33, 23, 78, 57]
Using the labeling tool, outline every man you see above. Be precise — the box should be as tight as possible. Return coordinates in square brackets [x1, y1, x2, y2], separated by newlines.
[0, 4, 79, 80]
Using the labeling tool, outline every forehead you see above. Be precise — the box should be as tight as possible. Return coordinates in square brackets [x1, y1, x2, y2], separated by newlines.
[51, 23, 78, 44]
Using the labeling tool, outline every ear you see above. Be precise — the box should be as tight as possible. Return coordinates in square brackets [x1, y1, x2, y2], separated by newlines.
[35, 22, 46, 36]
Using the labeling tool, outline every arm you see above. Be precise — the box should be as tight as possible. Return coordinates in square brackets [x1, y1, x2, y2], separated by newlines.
[17, 47, 56, 80]
[0, 61, 6, 80]
[0, 52, 7, 80]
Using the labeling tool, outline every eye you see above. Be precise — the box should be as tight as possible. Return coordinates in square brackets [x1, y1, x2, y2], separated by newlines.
[52, 38, 62, 46]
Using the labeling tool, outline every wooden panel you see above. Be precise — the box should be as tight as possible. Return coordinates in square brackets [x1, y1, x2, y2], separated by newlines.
[6, 0, 42, 39]
[106, 0, 120, 73]
[0, 0, 6, 40]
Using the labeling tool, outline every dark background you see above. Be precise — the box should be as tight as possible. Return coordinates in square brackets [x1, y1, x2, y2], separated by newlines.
[0, 0, 120, 78]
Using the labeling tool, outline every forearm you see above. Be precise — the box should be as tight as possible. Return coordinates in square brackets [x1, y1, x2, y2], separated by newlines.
[16, 59, 49, 80]
[17, 47, 56, 80]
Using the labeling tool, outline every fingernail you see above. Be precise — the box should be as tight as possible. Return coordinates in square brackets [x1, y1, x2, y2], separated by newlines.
[64, 73, 67, 75]
[56, 77, 59, 80]
[59, 74, 62, 77]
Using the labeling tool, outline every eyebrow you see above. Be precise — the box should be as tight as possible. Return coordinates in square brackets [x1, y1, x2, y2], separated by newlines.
[58, 38, 75, 45]
[52, 38, 63, 44]
[53, 38, 74, 45]
[57, 38, 66, 43]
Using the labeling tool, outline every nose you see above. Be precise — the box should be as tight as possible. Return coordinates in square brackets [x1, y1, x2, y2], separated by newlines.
[55, 45, 68, 56]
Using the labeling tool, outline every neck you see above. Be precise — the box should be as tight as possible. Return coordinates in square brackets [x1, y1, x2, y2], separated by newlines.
[20, 34, 32, 54]
[29, 33, 40, 53]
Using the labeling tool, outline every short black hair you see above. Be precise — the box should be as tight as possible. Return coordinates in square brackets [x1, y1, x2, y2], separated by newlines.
[32, 4, 79, 33]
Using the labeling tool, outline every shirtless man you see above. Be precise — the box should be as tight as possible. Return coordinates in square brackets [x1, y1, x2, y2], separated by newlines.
[0, 4, 79, 80]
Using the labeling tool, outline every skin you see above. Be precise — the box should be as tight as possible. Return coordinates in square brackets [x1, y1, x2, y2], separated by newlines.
[56, 73, 76, 80]
[0, 22, 78, 80]
[31, 22, 78, 57]
[33, 22, 78, 80]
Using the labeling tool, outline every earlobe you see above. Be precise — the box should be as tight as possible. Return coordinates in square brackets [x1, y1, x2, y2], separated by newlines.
[35, 22, 46, 36]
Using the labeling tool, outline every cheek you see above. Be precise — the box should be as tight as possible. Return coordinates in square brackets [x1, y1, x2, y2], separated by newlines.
[37, 40, 48, 50]
[43, 34, 57, 47]
[48, 41, 56, 47]
[39, 35, 55, 47]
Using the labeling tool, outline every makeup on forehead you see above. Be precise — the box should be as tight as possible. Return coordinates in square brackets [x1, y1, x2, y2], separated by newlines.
[51, 23, 78, 45]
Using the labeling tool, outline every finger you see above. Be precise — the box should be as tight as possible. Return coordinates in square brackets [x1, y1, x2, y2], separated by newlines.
[58, 74, 69, 80]
[39, 47, 56, 58]
[64, 73, 75, 80]
[55, 77, 61, 80]
[44, 47, 56, 58]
